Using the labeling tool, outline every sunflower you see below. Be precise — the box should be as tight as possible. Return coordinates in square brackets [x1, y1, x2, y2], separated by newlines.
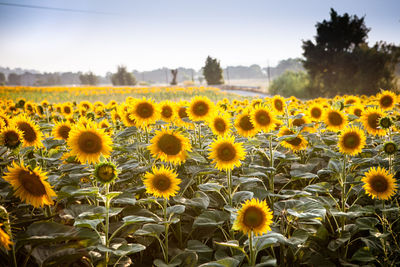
[174, 102, 193, 128]
[94, 161, 118, 184]
[0, 125, 23, 149]
[362, 166, 397, 200]
[78, 101, 93, 112]
[291, 114, 315, 133]
[308, 103, 324, 121]
[52, 121, 72, 141]
[208, 113, 231, 137]
[208, 135, 246, 171]
[149, 128, 192, 165]
[383, 141, 397, 155]
[187, 96, 215, 121]
[120, 107, 137, 127]
[2, 161, 56, 208]
[377, 90, 396, 110]
[349, 104, 364, 118]
[143, 165, 181, 199]
[158, 100, 176, 122]
[0, 224, 12, 250]
[67, 124, 112, 164]
[250, 105, 276, 133]
[129, 98, 159, 127]
[379, 116, 392, 129]
[338, 126, 366, 156]
[323, 109, 347, 132]
[361, 107, 386, 136]
[278, 127, 308, 152]
[0, 113, 10, 127]
[232, 198, 273, 236]
[61, 103, 74, 117]
[235, 110, 258, 137]
[12, 115, 43, 148]
[271, 95, 286, 114]
[111, 109, 122, 124]
[98, 119, 113, 135]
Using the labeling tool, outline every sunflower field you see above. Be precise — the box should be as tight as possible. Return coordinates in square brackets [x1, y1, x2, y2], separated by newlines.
[0, 86, 399, 267]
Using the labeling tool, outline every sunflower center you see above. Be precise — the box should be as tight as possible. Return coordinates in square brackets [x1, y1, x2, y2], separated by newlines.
[328, 111, 343, 126]
[292, 118, 305, 127]
[97, 165, 115, 182]
[343, 132, 360, 149]
[380, 95, 393, 108]
[367, 113, 380, 129]
[77, 131, 102, 153]
[125, 112, 136, 125]
[217, 143, 236, 161]
[346, 99, 356, 105]
[18, 170, 46, 196]
[239, 115, 254, 131]
[311, 108, 322, 118]
[64, 106, 71, 114]
[255, 111, 271, 126]
[158, 134, 182, 155]
[192, 101, 209, 116]
[17, 122, 37, 142]
[354, 109, 362, 117]
[58, 125, 71, 140]
[161, 106, 173, 118]
[178, 107, 188, 119]
[136, 103, 154, 118]
[5, 131, 20, 147]
[370, 175, 388, 193]
[287, 136, 302, 146]
[274, 100, 283, 111]
[243, 207, 264, 229]
[214, 118, 227, 132]
[153, 175, 171, 192]
[384, 143, 396, 154]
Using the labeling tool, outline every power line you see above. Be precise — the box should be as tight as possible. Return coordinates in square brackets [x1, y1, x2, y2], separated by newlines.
[0, 2, 117, 15]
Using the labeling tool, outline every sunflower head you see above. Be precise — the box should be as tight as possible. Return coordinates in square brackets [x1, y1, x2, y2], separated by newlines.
[208, 135, 246, 171]
[52, 121, 72, 141]
[377, 90, 396, 110]
[361, 107, 386, 136]
[129, 98, 159, 127]
[208, 113, 231, 137]
[383, 141, 397, 155]
[338, 126, 366, 156]
[379, 116, 392, 129]
[308, 104, 324, 121]
[2, 161, 56, 208]
[235, 110, 258, 137]
[188, 96, 215, 121]
[94, 161, 118, 184]
[250, 106, 276, 133]
[324, 109, 347, 132]
[0, 125, 23, 149]
[143, 165, 181, 199]
[12, 115, 43, 148]
[271, 95, 285, 114]
[278, 127, 308, 152]
[0, 223, 12, 250]
[362, 166, 398, 200]
[232, 198, 273, 236]
[159, 100, 176, 122]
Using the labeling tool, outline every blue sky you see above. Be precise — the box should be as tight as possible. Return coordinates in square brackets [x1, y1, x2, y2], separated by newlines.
[0, 0, 399, 75]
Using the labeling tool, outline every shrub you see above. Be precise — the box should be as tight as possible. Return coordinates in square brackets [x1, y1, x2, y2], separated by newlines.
[268, 71, 309, 98]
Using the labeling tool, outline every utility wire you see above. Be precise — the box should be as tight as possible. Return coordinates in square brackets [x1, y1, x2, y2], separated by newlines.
[0, 2, 117, 15]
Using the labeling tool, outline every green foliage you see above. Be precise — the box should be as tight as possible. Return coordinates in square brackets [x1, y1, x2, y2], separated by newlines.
[203, 56, 224, 85]
[0, 72, 5, 84]
[302, 8, 400, 97]
[111, 66, 137, 86]
[79, 72, 98, 85]
[268, 71, 309, 98]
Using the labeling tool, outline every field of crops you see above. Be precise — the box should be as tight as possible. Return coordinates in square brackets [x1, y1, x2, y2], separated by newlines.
[0, 86, 399, 267]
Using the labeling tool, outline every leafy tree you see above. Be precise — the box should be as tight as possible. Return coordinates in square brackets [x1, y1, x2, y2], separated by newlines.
[79, 72, 98, 85]
[7, 73, 20, 85]
[302, 8, 400, 97]
[111, 66, 137, 86]
[203, 56, 224, 85]
[0, 72, 6, 85]
[269, 71, 309, 98]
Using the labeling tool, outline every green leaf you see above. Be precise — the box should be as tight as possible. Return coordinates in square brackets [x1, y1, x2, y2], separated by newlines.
[232, 191, 254, 205]
[215, 240, 240, 249]
[74, 218, 103, 230]
[166, 205, 185, 216]
[105, 191, 123, 200]
[198, 257, 240, 267]
[304, 182, 331, 193]
[187, 240, 213, 253]
[154, 258, 182, 267]
[355, 217, 379, 230]
[327, 231, 351, 251]
[287, 229, 309, 246]
[351, 247, 375, 262]
[199, 183, 223, 192]
[256, 256, 277, 267]
[193, 210, 230, 228]
[135, 223, 165, 236]
[111, 243, 146, 256]
[122, 215, 156, 225]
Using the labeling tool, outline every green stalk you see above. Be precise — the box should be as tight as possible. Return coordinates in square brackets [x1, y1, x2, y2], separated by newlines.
[227, 169, 233, 206]
[340, 155, 347, 234]
[105, 183, 110, 266]
[163, 198, 169, 264]
[249, 231, 255, 266]
[269, 135, 275, 208]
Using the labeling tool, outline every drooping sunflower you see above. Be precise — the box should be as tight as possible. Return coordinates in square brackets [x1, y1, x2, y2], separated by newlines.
[0, 125, 23, 149]
[149, 128, 192, 165]
[158, 100, 176, 123]
[208, 135, 246, 171]
[278, 127, 308, 152]
[0, 113, 11, 127]
[208, 113, 232, 137]
[0, 224, 12, 250]
[308, 103, 324, 121]
[111, 109, 122, 124]
[2, 161, 56, 208]
[362, 166, 398, 200]
[235, 110, 258, 137]
[94, 161, 118, 184]
[323, 109, 347, 132]
[271, 95, 286, 114]
[52, 121, 72, 141]
[349, 103, 364, 118]
[12, 115, 43, 148]
[78, 101, 93, 112]
[98, 119, 113, 135]
[187, 96, 215, 121]
[120, 107, 137, 127]
[174, 102, 193, 128]
[291, 114, 315, 133]
[250, 105, 276, 133]
[67, 124, 112, 164]
[232, 198, 273, 236]
[338, 126, 366, 156]
[361, 107, 386, 136]
[143, 165, 181, 199]
[377, 90, 396, 110]
[129, 98, 159, 127]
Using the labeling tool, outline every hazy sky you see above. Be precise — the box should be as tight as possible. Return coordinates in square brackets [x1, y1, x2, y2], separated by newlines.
[0, 0, 399, 75]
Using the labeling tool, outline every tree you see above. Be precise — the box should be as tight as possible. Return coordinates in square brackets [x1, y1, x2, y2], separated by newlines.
[302, 8, 400, 97]
[269, 71, 309, 98]
[7, 73, 21, 85]
[80, 72, 98, 85]
[0, 72, 6, 85]
[111, 66, 137, 86]
[203, 56, 224, 85]
[170, 69, 178, 85]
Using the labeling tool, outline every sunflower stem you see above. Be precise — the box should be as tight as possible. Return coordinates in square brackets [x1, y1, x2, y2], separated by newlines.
[340, 155, 347, 234]
[163, 198, 169, 264]
[268, 135, 275, 209]
[249, 231, 255, 266]
[104, 183, 110, 266]
[3, 208, 17, 267]
[227, 169, 233, 207]
[198, 123, 202, 149]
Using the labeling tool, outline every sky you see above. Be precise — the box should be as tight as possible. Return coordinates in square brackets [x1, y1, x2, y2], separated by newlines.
[0, 0, 399, 75]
